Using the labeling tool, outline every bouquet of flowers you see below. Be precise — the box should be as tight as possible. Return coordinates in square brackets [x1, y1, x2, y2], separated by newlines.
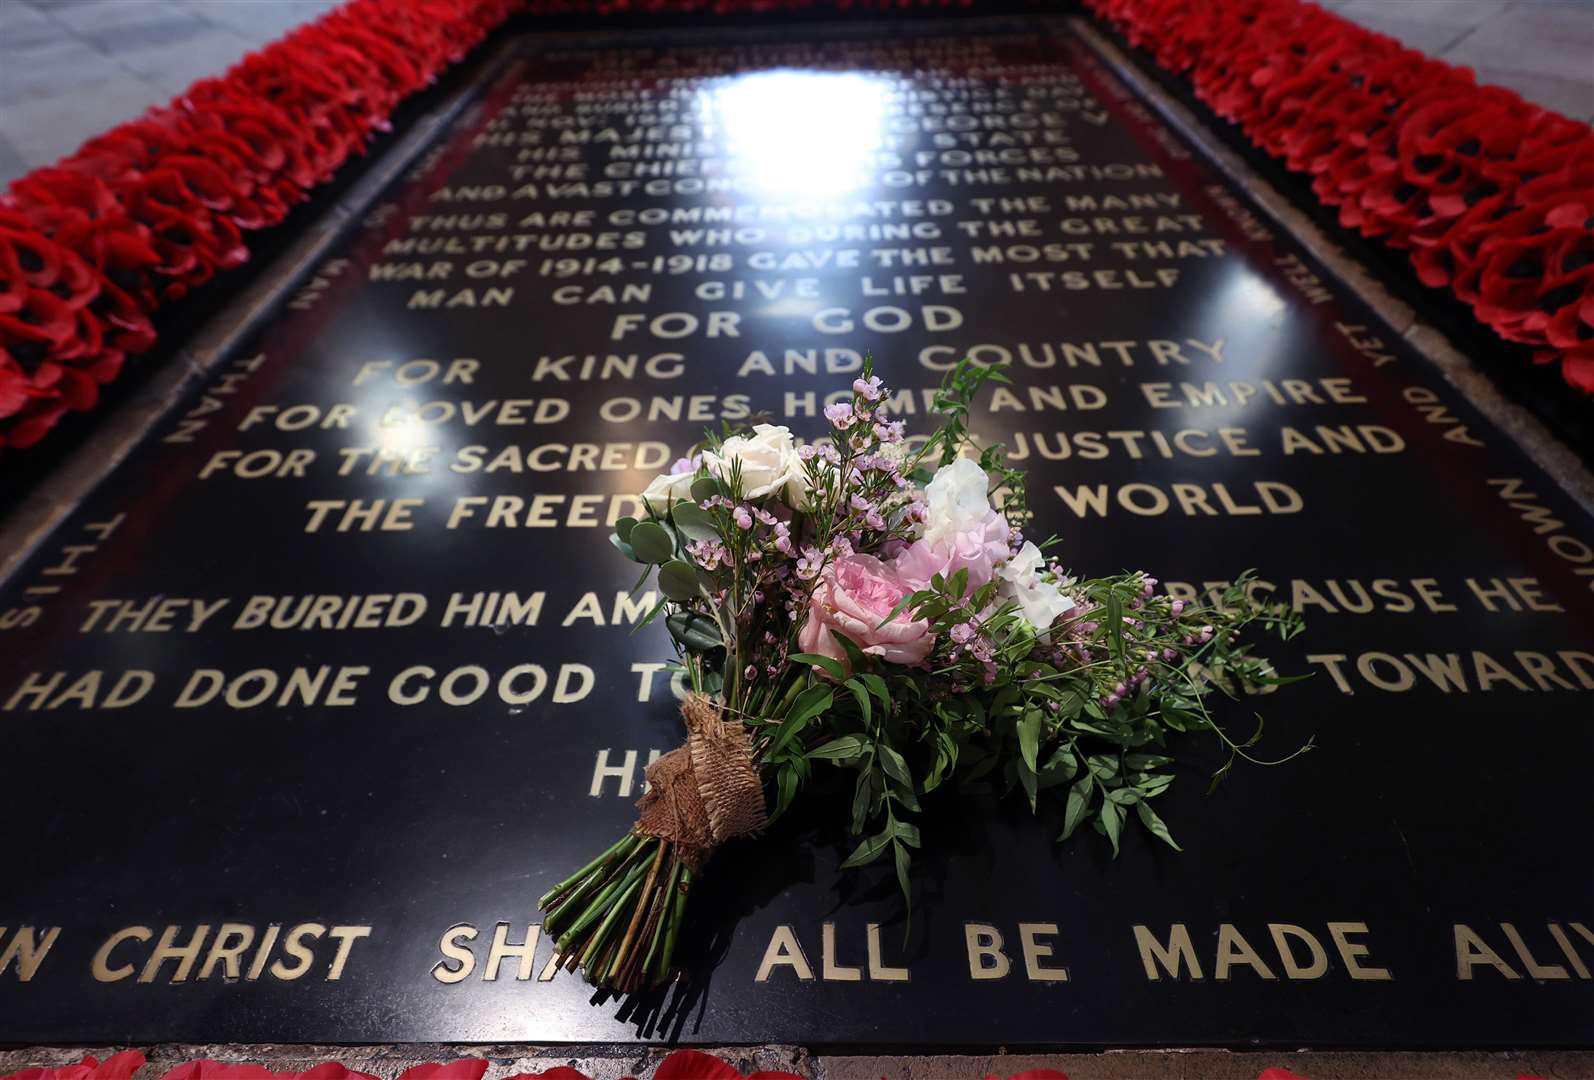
[538, 361, 1309, 994]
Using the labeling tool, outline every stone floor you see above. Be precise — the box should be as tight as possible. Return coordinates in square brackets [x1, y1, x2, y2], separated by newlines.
[0, 0, 342, 182]
[1322, 0, 1594, 124]
[1, 0, 1592, 185]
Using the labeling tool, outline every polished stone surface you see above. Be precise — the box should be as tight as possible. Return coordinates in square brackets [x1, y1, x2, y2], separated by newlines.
[3, 0, 1594, 185]
[0, 18, 1591, 1047]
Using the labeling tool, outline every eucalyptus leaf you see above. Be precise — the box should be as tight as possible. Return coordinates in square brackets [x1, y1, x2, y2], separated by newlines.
[657, 560, 701, 603]
[666, 611, 722, 652]
[615, 516, 638, 543]
[629, 520, 674, 564]
[690, 475, 720, 503]
[670, 502, 718, 542]
[609, 533, 640, 562]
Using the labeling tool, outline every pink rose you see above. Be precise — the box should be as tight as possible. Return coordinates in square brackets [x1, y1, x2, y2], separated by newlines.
[798, 554, 934, 674]
[891, 513, 1010, 593]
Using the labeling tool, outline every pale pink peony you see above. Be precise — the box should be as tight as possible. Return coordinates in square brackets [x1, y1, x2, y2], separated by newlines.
[798, 554, 934, 674]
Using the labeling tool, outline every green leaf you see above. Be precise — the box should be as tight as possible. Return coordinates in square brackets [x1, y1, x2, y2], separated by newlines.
[1017, 708, 1042, 773]
[690, 475, 720, 503]
[615, 516, 638, 543]
[657, 559, 701, 603]
[1136, 800, 1183, 851]
[843, 678, 872, 728]
[893, 838, 913, 921]
[827, 629, 867, 672]
[1106, 786, 1142, 806]
[840, 827, 893, 868]
[1017, 755, 1038, 813]
[768, 685, 833, 757]
[666, 611, 722, 652]
[609, 532, 641, 562]
[810, 734, 872, 761]
[893, 820, 922, 848]
[1060, 776, 1094, 840]
[874, 591, 918, 630]
[790, 652, 846, 682]
[1087, 754, 1120, 781]
[629, 520, 674, 564]
[632, 595, 670, 633]
[948, 567, 969, 598]
[1101, 799, 1124, 858]
[876, 744, 912, 789]
[925, 733, 956, 793]
[859, 673, 891, 709]
[767, 764, 799, 825]
[1105, 592, 1124, 663]
[850, 769, 874, 834]
[1137, 773, 1175, 798]
[1124, 753, 1173, 770]
[1042, 745, 1078, 781]
[669, 501, 718, 542]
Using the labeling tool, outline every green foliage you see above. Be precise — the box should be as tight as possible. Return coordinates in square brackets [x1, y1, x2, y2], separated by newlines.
[609, 356, 1312, 927]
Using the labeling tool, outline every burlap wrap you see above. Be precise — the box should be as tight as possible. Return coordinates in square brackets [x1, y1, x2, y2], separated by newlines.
[634, 693, 767, 869]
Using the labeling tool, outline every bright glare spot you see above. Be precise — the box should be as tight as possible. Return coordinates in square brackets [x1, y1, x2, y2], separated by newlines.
[1224, 274, 1286, 321]
[376, 415, 429, 455]
[706, 71, 888, 197]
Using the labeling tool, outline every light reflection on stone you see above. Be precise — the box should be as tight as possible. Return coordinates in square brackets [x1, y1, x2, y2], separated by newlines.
[706, 70, 890, 198]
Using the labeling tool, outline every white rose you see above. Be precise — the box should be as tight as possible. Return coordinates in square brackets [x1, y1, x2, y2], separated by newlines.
[639, 469, 697, 508]
[921, 457, 1000, 547]
[705, 423, 811, 507]
[997, 540, 1076, 638]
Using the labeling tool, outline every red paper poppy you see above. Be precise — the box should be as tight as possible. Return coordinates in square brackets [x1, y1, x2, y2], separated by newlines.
[1084, 0, 1594, 393]
[394, 1061, 488, 1080]
[1, 1051, 146, 1080]
[0, 349, 31, 419]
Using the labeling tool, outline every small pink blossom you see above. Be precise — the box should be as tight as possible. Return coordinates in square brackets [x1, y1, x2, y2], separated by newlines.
[823, 402, 854, 429]
[796, 545, 825, 580]
[853, 375, 884, 400]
